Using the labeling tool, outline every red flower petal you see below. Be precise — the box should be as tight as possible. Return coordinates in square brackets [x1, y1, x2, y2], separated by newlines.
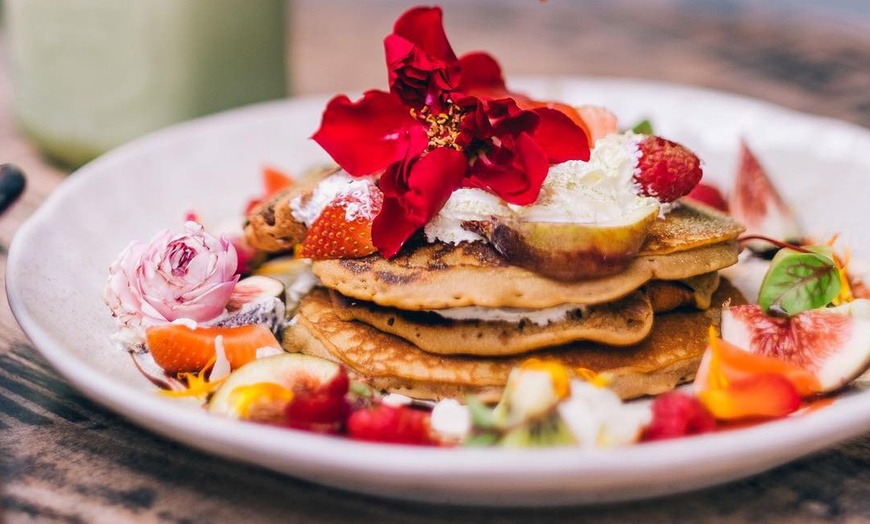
[386, 6, 460, 109]
[465, 132, 549, 206]
[312, 91, 428, 177]
[485, 98, 539, 137]
[373, 148, 468, 257]
[392, 6, 457, 64]
[457, 52, 508, 96]
[529, 107, 591, 164]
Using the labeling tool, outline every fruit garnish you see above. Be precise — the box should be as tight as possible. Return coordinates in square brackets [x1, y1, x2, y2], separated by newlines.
[297, 191, 383, 260]
[757, 246, 841, 316]
[225, 275, 285, 312]
[695, 328, 803, 420]
[721, 301, 870, 393]
[145, 323, 281, 374]
[468, 200, 659, 281]
[634, 135, 703, 203]
[729, 139, 802, 253]
[285, 367, 351, 434]
[641, 392, 716, 441]
[347, 404, 438, 445]
[208, 353, 346, 428]
[684, 182, 729, 213]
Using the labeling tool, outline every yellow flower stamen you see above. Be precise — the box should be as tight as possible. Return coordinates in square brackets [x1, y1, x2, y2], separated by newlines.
[411, 104, 464, 151]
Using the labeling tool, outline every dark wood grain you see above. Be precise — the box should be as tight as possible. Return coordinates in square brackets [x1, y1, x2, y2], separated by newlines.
[4, 1, 870, 522]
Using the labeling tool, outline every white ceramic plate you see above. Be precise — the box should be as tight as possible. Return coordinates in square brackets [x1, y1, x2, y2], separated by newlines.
[9, 78, 870, 506]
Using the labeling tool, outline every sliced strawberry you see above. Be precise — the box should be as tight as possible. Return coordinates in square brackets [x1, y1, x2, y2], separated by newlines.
[297, 190, 383, 260]
[347, 404, 438, 445]
[634, 136, 703, 203]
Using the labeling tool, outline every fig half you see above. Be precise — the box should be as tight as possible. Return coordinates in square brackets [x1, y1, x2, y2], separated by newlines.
[729, 140, 803, 253]
[720, 300, 870, 393]
[465, 203, 659, 281]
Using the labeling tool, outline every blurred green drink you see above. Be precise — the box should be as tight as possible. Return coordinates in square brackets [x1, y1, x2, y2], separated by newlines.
[4, 0, 287, 167]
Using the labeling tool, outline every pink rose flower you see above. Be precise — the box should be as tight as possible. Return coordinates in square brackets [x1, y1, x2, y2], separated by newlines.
[104, 221, 240, 329]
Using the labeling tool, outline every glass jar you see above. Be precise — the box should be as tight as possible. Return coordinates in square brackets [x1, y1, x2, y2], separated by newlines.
[4, 0, 288, 167]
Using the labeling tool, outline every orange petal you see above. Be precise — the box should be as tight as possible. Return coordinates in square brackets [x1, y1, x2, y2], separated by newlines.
[262, 166, 294, 195]
[700, 373, 801, 420]
[697, 327, 821, 397]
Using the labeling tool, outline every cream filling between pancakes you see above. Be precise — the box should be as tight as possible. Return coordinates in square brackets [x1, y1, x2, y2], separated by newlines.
[428, 303, 588, 326]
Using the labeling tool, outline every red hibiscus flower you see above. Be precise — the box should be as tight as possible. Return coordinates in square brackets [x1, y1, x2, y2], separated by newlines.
[312, 6, 591, 258]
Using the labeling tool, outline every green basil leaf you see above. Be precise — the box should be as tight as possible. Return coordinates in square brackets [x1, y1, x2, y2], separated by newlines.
[758, 247, 841, 316]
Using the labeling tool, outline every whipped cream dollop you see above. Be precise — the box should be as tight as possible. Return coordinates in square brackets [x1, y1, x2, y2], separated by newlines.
[424, 188, 511, 244]
[523, 132, 659, 223]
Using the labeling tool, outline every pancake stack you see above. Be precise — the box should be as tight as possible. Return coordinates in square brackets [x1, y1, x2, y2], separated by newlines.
[246, 181, 746, 401]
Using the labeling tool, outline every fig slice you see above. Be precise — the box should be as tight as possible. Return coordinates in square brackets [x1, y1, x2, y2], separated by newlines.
[720, 300, 870, 393]
[208, 353, 343, 419]
[729, 140, 803, 253]
[464, 203, 659, 281]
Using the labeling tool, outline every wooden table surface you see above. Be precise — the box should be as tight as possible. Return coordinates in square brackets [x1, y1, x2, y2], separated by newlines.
[4, 1, 870, 522]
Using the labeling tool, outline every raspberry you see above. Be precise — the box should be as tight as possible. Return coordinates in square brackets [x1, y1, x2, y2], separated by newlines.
[634, 136, 703, 203]
[285, 367, 351, 434]
[642, 392, 716, 441]
[347, 404, 438, 445]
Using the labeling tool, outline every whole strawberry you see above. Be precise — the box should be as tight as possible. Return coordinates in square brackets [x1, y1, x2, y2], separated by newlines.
[297, 190, 383, 260]
[634, 136, 703, 203]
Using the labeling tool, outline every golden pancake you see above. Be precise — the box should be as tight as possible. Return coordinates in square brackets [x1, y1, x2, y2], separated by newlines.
[646, 272, 721, 312]
[639, 202, 744, 255]
[328, 272, 720, 357]
[330, 288, 653, 357]
[312, 240, 737, 310]
[282, 280, 747, 401]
